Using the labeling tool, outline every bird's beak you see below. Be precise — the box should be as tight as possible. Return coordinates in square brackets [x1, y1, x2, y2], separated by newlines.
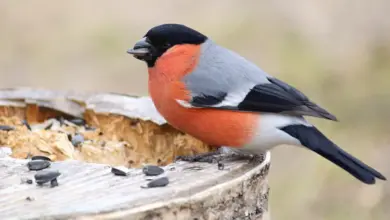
[127, 37, 153, 58]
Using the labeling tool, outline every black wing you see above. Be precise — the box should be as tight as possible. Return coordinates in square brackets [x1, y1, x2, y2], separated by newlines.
[189, 77, 337, 121]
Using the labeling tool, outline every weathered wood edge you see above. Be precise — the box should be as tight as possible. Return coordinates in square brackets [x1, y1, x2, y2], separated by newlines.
[78, 152, 271, 220]
[0, 87, 166, 125]
[0, 153, 270, 220]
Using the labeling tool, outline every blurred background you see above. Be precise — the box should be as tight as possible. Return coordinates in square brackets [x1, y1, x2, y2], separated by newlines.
[1, 0, 389, 219]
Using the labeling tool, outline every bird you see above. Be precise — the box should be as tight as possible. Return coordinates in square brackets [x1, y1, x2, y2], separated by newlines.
[127, 23, 386, 184]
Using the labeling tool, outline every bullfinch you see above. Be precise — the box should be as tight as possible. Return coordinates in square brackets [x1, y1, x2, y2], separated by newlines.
[127, 23, 386, 184]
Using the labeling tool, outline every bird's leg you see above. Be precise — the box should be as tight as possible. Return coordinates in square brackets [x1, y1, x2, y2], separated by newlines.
[175, 151, 220, 163]
[215, 147, 257, 162]
[175, 147, 257, 170]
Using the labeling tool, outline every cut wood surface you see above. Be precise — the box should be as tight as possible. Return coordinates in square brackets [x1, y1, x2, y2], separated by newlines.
[0, 87, 271, 220]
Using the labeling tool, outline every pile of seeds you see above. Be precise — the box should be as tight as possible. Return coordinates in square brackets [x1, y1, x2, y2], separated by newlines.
[19, 155, 170, 189]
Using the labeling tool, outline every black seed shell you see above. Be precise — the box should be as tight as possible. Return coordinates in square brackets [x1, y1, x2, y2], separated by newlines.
[111, 167, 129, 176]
[146, 177, 169, 188]
[31, 155, 51, 161]
[34, 170, 61, 185]
[27, 160, 51, 171]
[69, 118, 86, 126]
[22, 120, 31, 130]
[0, 125, 15, 131]
[142, 165, 164, 176]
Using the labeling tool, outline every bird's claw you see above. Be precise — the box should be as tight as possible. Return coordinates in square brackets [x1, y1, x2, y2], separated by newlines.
[175, 151, 220, 163]
[175, 150, 257, 171]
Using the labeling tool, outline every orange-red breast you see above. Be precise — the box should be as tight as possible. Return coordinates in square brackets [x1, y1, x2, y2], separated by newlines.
[127, 23, 386, 184]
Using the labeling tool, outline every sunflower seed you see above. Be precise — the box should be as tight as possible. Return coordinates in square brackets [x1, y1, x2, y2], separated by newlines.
[111, 166, 130, 176]
[142, 165, 164, 176]
[34, 170, 61, 186]
[27, 160, 50, 171]
[0, 125, 15, 131]
[22, 120, 31, 130]
[25, 196, 34, 201]
[142, 177, 169, 188]
[31, 155, 51, 161]
[44, 122, 53, 130]
[69, 118, 86, 126]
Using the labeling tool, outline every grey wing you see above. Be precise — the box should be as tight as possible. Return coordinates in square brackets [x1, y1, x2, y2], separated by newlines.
[180, 40, 337, 121]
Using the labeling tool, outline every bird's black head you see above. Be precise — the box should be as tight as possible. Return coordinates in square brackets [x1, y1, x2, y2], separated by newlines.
[127, 24, 207, 67]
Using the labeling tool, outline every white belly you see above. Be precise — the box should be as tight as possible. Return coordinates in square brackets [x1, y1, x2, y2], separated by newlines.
[240, 113, 309, 154]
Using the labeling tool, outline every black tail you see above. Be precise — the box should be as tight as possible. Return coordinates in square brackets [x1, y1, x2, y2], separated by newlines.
[280, 125, 386, 184]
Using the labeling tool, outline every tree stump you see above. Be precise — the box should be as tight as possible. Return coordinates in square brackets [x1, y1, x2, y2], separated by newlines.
[0, 87, 271, 220]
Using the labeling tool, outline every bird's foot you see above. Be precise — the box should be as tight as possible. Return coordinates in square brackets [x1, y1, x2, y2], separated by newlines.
[175, 151, 220, 163]
[175, 147, 256, 170]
